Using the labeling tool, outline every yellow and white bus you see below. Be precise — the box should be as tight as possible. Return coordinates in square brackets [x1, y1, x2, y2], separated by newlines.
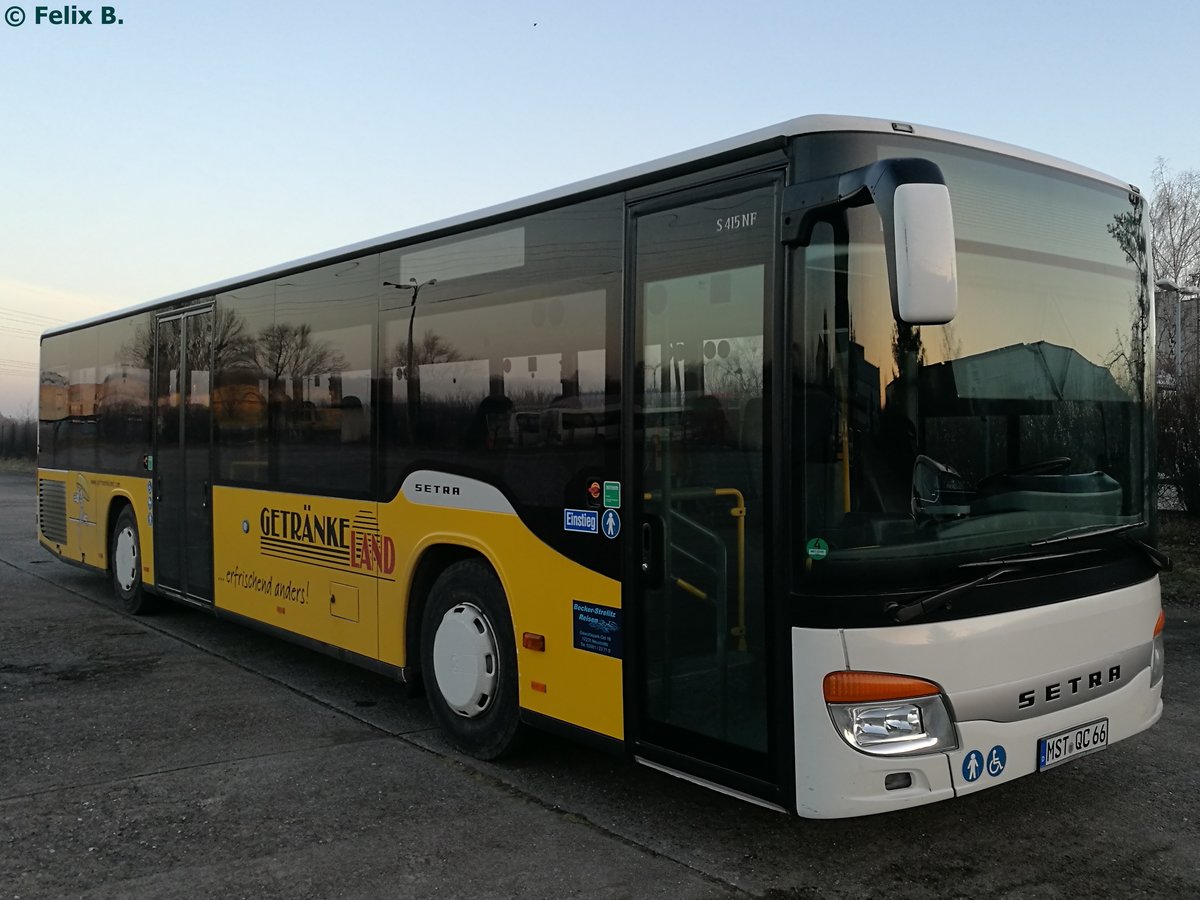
[37, 115, 1165, 817]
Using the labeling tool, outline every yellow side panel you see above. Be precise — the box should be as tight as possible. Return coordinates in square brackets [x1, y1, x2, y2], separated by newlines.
[381, 495, 624, 742]
[212, 487, 380, 660]
[37, 469, 156, 586]
[212, 482, 624, 742]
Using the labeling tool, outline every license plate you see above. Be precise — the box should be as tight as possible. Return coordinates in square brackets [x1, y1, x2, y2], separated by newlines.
[1038, 718, 1108, 771]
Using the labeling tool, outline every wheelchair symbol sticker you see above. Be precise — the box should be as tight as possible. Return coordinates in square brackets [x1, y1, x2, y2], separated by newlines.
[986, 745, 1006, 777]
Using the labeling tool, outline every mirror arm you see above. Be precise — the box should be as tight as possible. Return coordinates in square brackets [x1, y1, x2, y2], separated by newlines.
[781, 158, 947, 246]
[781, 173, 871, 246]
[781, 157, 955, 325]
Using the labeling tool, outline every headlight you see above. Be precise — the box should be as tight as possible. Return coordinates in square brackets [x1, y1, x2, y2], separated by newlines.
[824, 671, 958, 757]
[828, 695, 957, 756]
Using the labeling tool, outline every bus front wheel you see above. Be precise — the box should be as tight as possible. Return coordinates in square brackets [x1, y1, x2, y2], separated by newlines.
[420, 559, 524, 760]
[111, 506, 155, 615]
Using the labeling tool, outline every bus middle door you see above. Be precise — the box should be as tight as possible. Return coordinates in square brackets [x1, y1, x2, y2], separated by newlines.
[153, 305, 215, 605]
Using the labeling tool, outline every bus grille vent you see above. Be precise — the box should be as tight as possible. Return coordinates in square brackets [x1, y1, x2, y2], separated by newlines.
[39, 479, 68, 544]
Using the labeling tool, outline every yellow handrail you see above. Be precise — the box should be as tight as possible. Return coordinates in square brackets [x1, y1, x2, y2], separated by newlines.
[643, 486, 749, 652]
[714, 488, 747, 652]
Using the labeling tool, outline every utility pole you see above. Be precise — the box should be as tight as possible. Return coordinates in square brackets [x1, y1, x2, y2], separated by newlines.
[1156, 279, 1200, 386]
[384, 277, 438, 440]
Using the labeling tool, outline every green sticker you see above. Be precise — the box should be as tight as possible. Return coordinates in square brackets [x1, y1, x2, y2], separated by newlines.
[603, 481, 621, 509]
[806, 538, 829, 561]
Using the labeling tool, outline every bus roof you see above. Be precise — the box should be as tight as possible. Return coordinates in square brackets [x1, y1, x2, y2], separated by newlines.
[43, 114, 1134, 338]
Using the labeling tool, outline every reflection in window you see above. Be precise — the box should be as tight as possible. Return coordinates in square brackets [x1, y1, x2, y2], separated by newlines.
[272, 258, 378, 494]
[379, 196, 622, 523]
[207, 195, 622, 532]
[96, 316, 153, 475]
[382, 286, 608, 488]
[214, 283, 275, 483]
[66, 328, 98, 472]
[793, 156, 1150, 593]
[212, 257, 379, 494]
[38, 334, 71, 469]
[400, 227, 525, 284]
[633, 184, 776, 758]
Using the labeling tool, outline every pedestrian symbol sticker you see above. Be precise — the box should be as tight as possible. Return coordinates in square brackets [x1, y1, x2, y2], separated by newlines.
[601, 509, 621, 539]
[986, 745, 1006, 777]
[962, 750, 984, 782]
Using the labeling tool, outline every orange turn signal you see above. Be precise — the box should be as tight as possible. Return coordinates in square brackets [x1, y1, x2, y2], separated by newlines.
[823, 671, 941, 704]
[1153, 610, 1166, 638]
[522, 632, 546, 652]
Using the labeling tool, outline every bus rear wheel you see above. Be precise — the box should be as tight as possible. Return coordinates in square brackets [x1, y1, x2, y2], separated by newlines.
[111, 506, 156, 615]
[420, 559, 524, 760]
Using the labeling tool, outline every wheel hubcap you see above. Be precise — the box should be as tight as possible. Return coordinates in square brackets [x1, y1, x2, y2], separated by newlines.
[114, 526, 138, 592]
[432, 602, 499, 718]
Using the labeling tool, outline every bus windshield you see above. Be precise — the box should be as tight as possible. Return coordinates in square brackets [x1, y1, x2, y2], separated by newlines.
[793, 135, 1153, 602]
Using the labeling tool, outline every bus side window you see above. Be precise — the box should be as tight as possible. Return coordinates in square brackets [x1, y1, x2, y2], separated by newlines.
[379, 196, 622, 531]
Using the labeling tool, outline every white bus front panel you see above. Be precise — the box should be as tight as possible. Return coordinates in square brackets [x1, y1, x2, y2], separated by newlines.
[793, 577, 1162, 818]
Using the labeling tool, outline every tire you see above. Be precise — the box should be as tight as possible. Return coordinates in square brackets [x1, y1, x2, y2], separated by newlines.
[111, 505, 156, 615]
[420, 559, 524, 760]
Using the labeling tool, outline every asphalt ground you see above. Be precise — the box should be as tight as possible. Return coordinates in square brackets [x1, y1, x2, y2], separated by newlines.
[1, 470, 1197, 899]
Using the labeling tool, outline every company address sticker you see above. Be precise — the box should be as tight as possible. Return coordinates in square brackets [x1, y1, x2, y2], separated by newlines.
[573, 600, 622, 658]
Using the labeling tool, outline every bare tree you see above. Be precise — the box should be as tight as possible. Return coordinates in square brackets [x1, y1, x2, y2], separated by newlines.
[1152, 161, 1200, 514]
[1106, 202, 1151, 395]
[1152, 159, 1200, 288]
[251, 322, 346, 386]
[387, 329, 462, 375]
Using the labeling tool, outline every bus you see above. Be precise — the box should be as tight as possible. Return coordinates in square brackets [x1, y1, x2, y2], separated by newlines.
[37, 115, 1165, 818]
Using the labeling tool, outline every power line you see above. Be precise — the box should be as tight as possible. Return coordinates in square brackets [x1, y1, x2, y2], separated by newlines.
[0, 305, 66, 325]
[0, 324, 45, 337]
[0, 313, 60, 336]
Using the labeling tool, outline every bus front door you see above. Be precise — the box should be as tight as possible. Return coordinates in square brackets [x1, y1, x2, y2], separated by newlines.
[153, 306, 214, 605]
[628, 175, 784, 804]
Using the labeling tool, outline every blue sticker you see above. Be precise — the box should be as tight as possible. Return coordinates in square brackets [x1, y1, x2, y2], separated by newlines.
[962, 749, 984, 782]
[963, 746, 1007, 782]
[986, 744, 1007, 777]
[573, 600, 622, 658]
[564, 509, 598, 534]
[601, 509, 621, 539]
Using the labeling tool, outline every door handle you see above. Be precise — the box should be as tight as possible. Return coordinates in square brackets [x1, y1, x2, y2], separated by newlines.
[640, 516, 664, 586]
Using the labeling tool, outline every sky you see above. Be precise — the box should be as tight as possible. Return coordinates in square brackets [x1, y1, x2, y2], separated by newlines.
[1, 0, 1197, 418]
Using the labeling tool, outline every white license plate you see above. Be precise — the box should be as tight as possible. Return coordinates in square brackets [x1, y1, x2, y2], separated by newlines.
[1037, 718, 1108, 771]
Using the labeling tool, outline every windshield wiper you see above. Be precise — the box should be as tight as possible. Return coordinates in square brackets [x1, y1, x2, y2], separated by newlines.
[885, 521, 1169, 626]
[958, 546, 1105, 569]
[1029, 521, 1171, 571]
[1029, 521, 1145, 548]
[1125, 535, 1172, 571]
[886, 566, 1017, 624]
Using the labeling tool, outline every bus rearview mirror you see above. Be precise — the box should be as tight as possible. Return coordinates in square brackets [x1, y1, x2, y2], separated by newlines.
[890, 183, 958, 325]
